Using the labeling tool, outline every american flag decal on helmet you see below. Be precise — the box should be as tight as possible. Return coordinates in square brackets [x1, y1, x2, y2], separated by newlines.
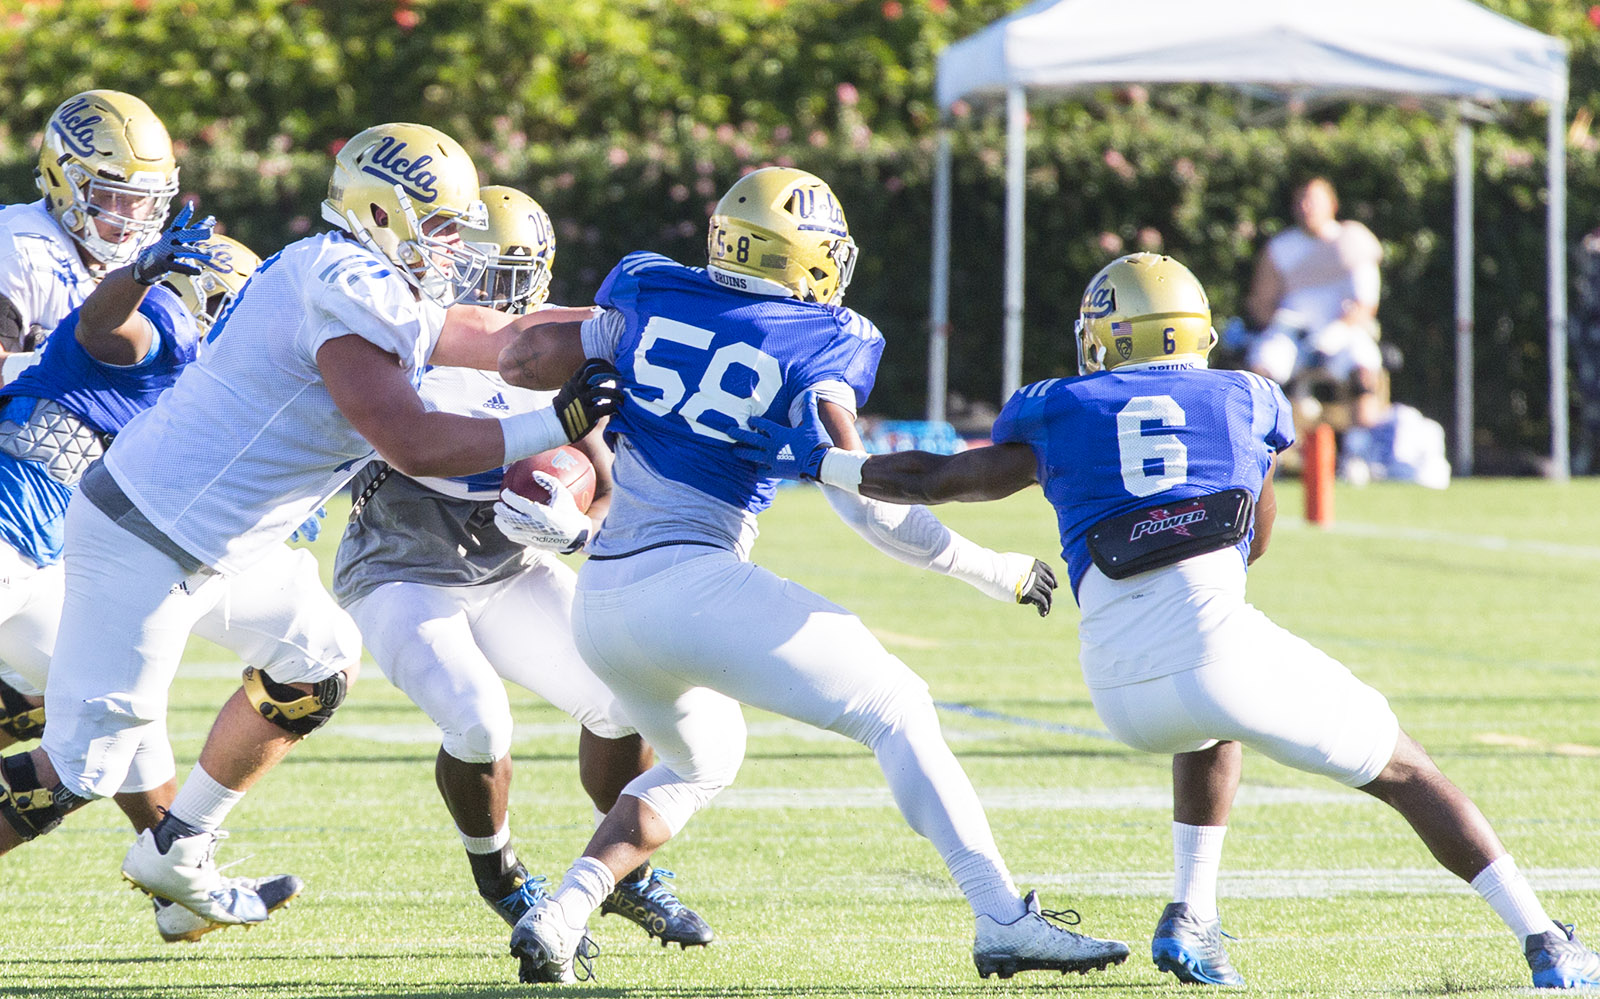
[1111, 320, 1132, 336]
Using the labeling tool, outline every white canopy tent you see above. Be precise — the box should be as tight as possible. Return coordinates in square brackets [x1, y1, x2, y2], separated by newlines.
[929, 0, 1570, 476]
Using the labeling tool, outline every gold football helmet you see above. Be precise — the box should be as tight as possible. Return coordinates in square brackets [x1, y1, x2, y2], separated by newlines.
[320, 122, 489, 307]
[160, 234, 261, 334]
[35, 90, 179, 269]
[707, 166, 857, 305]
[462, 185, 556, 313]
[1076, 253, 1217, 374]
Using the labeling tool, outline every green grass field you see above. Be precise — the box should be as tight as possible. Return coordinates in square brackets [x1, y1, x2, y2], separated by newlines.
[5, 478, 1599, 998]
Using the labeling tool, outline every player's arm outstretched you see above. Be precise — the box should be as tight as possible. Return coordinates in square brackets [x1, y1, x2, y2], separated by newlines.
[433, 305, 595, 371]
[76, 204, 216, 366]
[735, 392, 1055, 616]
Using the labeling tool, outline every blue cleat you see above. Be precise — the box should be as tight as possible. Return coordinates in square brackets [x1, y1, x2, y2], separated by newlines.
[1527, 922, 1600, 989]
[1152, 901, 1245, 986]
[481, 866, 550, 928]
[600, 864, 713, 948]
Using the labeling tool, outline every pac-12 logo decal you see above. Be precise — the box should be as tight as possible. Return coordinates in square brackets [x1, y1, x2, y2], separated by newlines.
[361, 137, 440, 203]
[1116, 336, 1134, 360]
[52, 97, 103, 158]
[1082, 274, 1117, 319]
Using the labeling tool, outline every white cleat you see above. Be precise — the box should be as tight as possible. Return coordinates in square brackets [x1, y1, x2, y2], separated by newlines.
[510, 895, 598, 984]
[154, 873, 305, 942]
[122, 827, 269, 925]
[973, 890, 1131, 979]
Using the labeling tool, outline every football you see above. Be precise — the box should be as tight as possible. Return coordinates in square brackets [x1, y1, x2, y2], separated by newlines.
[501, 445, 596, 513]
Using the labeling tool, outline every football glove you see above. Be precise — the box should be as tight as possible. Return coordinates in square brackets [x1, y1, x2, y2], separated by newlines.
[494, 475, 591, 554]
[1013, 557, 1056, 617]
[552, 358, 624, 442]
[131, 203, 216, 286]
[290, 506, 326, 543]
[728, 390, 833, 480]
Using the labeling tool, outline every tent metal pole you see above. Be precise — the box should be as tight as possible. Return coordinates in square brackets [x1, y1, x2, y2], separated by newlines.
[1003, 85, 1026, 403]
[928, 129, 952, 424]
[1453, 117, 1475, 476]
[1549, 93, 1569, 480]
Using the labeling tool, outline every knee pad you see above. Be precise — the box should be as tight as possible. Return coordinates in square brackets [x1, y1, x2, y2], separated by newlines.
[444, 715, 512, 764]
[621, 763, 728, 836]
[0, 678, 44, 742]
[243, 666, 347, 736]
[0, 752, 85, 840]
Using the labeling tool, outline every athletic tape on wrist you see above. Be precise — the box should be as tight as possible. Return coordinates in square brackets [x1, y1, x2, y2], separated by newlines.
[500, 407, 566, 466]
[818, 449, 869, 492]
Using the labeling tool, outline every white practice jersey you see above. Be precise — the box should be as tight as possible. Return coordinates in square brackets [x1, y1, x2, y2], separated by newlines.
[104, 231, 446, 575]
[0, 200, 97, 350]
[412, 361, 555, 500]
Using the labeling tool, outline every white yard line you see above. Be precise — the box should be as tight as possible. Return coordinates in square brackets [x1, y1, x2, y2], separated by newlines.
[1279, 516, 1600, 561]
[713, 783, 1369, 811]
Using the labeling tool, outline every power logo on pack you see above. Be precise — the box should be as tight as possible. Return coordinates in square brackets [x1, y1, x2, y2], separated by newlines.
[52, 97, 103, 159]
[1127, 499, 1208, 541]
[360, 136, 440, 204]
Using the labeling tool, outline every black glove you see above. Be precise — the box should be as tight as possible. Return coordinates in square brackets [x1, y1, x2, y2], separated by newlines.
[552, 358, 625, 441]
[131, 203, 216, 286]
[1017, 558, 1057, 617]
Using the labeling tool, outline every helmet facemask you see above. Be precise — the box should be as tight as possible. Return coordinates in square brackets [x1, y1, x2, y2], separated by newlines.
[341, 185, 489, 308]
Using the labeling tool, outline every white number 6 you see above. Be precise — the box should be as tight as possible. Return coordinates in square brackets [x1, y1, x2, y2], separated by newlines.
[1116, 395, 1187, 497]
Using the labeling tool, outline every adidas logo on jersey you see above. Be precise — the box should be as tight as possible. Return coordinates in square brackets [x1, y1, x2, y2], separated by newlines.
[776, 444, 795, 463]
[484, 393, 509, 411]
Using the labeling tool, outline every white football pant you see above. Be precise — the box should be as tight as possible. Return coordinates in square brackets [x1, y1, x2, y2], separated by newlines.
[572, 548, 1017, 901]
[40, 495, 361, 797]
[0, 541, 64, 698]
[346, 556, 634, 765]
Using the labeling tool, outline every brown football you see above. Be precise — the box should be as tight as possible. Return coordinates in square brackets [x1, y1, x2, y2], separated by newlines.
[501, 445, 596, 513]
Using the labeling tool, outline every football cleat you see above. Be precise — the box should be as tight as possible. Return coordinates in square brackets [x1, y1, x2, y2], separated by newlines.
[600, 865, 713, 948]
[973, 890, 1130, 979]
[121, 824, 268, 925]
[482, 867, 550, 928]
[154, 873, 304, 942]
[1526, 922, 1600, 989]
[1151, 901, 1245, 986]
[510, 895, 599, 984]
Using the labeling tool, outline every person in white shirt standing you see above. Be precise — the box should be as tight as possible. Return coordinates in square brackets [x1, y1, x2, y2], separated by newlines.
[0, 90, 180, 377]
[0, 123, 620, 936]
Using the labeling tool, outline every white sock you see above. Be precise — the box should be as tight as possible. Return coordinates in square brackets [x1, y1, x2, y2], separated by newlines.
[1173, 822, 1227, 922]
[1472, 855, 1560, 940]
[460, 820, 511, 854]
[167, 766, 244, 834]
[948, 847, 1026, 923]
[549, 855, 615, 930]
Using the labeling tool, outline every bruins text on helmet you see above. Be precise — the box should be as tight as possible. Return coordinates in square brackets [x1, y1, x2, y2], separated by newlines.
[706, 166, 857, 306]
[36, 90, 179, 270]
[1076, 252, 1218, 375]
[462, 185, 556, 314]
[320, 122, 489, 308]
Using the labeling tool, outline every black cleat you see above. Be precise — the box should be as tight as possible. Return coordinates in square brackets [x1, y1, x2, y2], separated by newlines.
[600, 865, 713, 948]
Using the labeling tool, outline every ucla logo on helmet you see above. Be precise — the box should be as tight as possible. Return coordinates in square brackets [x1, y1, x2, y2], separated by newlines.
[360, 136, 441, 203]
[52, 97, 103, 158]
[790, 188, 847, 236]
[207, 246, 234, 272]
[1083, 275, 1117, 319]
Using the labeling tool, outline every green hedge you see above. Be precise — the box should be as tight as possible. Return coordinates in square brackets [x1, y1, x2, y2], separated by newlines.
[2, 0, 1596, 459]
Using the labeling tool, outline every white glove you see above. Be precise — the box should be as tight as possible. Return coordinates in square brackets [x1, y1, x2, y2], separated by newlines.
[493, 472, 591, 554]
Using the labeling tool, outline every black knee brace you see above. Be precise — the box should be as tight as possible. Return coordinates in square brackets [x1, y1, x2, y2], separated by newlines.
[0, 753, 84, 840]
[243, 667, 347, 736]
[0, 678, 44, 742]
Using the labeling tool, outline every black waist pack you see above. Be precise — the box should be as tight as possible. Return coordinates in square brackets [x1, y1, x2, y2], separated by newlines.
[1086, 488, 1254, 581]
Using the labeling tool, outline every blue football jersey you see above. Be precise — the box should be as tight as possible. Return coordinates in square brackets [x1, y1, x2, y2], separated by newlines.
[597, 252, 884, 512]
[0, 284, 200, 564]
[991, 365, 1293, 596]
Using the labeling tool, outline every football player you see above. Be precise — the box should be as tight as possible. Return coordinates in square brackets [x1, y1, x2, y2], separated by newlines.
[0, 90, 179, 373]
[0, 124, 620, 935]
[494, 166, 1129, 983]
[733, 252, 1600, 991]
[0, 208, 303, 941]
[330, 184, 710, 946]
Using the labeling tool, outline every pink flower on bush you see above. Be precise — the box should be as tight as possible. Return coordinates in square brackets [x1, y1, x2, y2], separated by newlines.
[669, 184, 690, 203]
[1098, 231, 1125, 254]
[1104, 149, 1135, 181]
[1138, 227, 1162, 251]
[776, 155, 795, 168]
[393, 8, 418, 30]
[851, 124, 871, 151]
[951, 99, 971, 119]
[676, 220, 698, 238]
[290, 215, 312, 234]
[716, 123, 736, 144]
[328, 137, 347, 156]
[837, 83, 859, 107]
[1173, 157, 1197, 183]
[1236, 219, 1257, 241]
[881, 1, 902, 20]
[809, 130, 829, 148]
[929, 0, 948, 11]
[1589, 5, 1600, 28]
[695, 176, 717, 197]
[608, 147, 629, 167]
[555, 172, 576, 190]
[774, 125, 792, 143]
[884, 175, 905, 194]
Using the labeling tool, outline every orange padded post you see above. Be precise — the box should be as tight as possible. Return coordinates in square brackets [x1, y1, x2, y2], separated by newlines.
[1304, 423, 1335, 526]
